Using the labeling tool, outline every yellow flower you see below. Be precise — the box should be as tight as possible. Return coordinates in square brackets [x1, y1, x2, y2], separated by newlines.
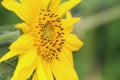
[0, 0, 83, 80]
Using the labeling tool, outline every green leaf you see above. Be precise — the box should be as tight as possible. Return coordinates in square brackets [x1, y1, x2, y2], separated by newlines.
[0, 30, 20, 44]
[0, 25, 20, 46]
[0, 24, 16, 31]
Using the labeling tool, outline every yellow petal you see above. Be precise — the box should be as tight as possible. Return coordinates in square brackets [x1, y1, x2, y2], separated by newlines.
[66, 11, 72, 18]
[21, 0, 50, 18]
[62, 18, 80, 28]
[51, 59, 78, 80]
[58, 51, 73, 66]
[20, 0, 42, 18]
[21, 0, 42, 9]
[32, 72, 39, 80]
[36, 57, 53, 80]
[1, 0, 33, 23]
[50, 60, 64, 80]
[50, 0, 61, 12]
[62, 18, 80, 34]
[36, 57, 47, 80]
[60, 47, 74, 66]
[15, 23, 31, 33]
[41, 0, 50, 9]
[64, 34, 83, 51]
[9, 34, 34, 50]
[56, 0, 82, 16]
[11, 47, 37, 80]
[64, 26, 74, 33]
[42, 61, 53, 80]
[64, 12, 80, 33]
[0, 50, 22, 63]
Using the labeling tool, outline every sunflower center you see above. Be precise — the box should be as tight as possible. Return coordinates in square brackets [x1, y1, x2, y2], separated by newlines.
[42, 22, 53, 40]
[33, 9, 65, 61]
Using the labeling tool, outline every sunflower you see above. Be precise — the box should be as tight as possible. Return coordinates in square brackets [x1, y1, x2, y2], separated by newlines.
[0, 0, 83, 80]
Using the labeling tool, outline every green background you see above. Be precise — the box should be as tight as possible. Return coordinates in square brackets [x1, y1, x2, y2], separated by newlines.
[0, 0, 120, 80]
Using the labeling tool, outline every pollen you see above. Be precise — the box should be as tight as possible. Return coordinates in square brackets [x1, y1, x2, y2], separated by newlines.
[32, 9, 65, 61]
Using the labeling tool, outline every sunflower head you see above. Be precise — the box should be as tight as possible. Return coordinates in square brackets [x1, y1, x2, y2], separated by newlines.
[0, 0, 83, 80]
[31, 9, 66, 61]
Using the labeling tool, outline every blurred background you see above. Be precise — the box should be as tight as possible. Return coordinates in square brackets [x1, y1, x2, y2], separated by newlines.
[0, 0, 120, 80]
